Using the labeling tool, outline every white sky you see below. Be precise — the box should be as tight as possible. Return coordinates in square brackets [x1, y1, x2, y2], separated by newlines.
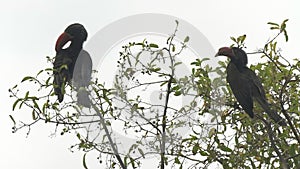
[0, 0, 299, 169]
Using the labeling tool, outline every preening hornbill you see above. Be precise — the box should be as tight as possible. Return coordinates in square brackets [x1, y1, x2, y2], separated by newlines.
[215, 47, 286, 126]
[53, 23, 92, 107]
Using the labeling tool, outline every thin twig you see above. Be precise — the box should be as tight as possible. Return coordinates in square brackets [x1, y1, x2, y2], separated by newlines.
[92, 103, 127, 169]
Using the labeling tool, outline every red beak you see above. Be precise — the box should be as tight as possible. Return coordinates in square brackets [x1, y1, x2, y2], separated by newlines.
[55, 32, 73, 52]
[215, 47, 233, 57]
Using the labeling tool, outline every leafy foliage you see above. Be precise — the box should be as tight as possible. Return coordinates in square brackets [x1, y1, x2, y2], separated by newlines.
[9, 19, 300, 169]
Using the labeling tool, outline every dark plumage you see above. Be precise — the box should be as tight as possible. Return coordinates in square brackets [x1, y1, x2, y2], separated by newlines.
[53, 23, 92, 107]
[215, 47, 286, 126]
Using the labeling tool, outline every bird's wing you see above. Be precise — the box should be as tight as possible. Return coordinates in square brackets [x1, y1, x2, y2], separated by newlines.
[226, 63, 254, 117]
[244, 68, 267, 99]
[53, 51, 73, 102]
[244, 68, 271, 112]
[73, 50, 92, 87]
[53, 51, 73, 70]
[243, 68, 286, 125]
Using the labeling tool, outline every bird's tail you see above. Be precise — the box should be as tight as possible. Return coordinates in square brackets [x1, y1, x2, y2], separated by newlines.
[256, 98, 287, 126]
[267, 110, 287, 126]
[77, 87, 91, 108]
[53, 75, 65, 102]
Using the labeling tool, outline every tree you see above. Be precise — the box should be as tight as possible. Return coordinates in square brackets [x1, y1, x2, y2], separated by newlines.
[9, 19, 300, 169]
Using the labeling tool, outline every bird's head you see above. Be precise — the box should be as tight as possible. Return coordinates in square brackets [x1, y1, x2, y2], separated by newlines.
[215, 47, 248, 66]
[55, 23, 88, 52]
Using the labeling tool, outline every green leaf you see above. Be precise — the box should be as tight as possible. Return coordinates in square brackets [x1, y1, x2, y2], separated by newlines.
[135, 51, 143, 66]
[32, 110, 37, 120]
[135, 42, 145, 47]
[283, 30, 288, 42]
[267, 22, 279, 27]
[174, 90, 181, 96]
[83, 153, 88, 169]
[174, 62, 182, 67]
[124, 157, 128, 168]
[128, 144, 138, 153]
[199, 149, 209, 156]
[32, 99, 41, 114]
[149, 43, 159, 48]
[175, 157, 180, 164]
[150, 67, 161, 72]
[138, 148, 145, 158]
[219, 143, 232, 152]
[12, 98, 22, 111]
[111, 162, 116, 168]
[37, 69, 44, 76]
[192, 143, 199, 155]
[160, 81, 168, 87]
[280, 19, 288, 31]
[45, 68, 53, 71]
[272, 41, 277, 51]
[202, 58, 210, 62]
[208, 128, 216, 137]
[238, 34, 246, 43]
[166, 37, 171, 45]
[77, 133, 81, 140]
[230, 37, 237, 42]
[184, 36, 190, 43]
[130, 157, 135, 168]
[45, 77, 51, 86]
[21, 76, 35, 83]
[172, 85, 180, 91]
[9, 115, 16, 125]
[106, 120, 111, 126]
[12, 84, 18, 90]
[24, 91, 29, 99]
[42, 101, 48, 115]
[270, 27, 279, 30]
[280, 23, 286, 31]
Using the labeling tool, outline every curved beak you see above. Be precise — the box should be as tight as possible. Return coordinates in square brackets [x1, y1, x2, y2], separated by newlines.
[214, 52, 220, 57]
[214, 47, 233, 58]
[55, 32, 73, 52]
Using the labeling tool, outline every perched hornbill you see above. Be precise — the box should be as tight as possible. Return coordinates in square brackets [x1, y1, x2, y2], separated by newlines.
[215, 47, 286, 126]
[53, 23, 92, 107]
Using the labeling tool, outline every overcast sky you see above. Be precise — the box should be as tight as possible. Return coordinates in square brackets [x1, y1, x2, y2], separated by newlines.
[0, 1, 299, 169]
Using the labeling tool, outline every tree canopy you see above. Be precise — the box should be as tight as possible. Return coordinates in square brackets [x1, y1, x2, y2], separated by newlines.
[9, 19, 300, 169]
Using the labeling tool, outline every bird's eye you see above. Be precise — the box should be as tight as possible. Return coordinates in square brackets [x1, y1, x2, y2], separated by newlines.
[62, 41, 71, 49]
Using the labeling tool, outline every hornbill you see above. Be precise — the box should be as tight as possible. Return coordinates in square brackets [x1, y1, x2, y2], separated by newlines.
[53, 23, 92, 107]
[215, 47, 286, 126]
